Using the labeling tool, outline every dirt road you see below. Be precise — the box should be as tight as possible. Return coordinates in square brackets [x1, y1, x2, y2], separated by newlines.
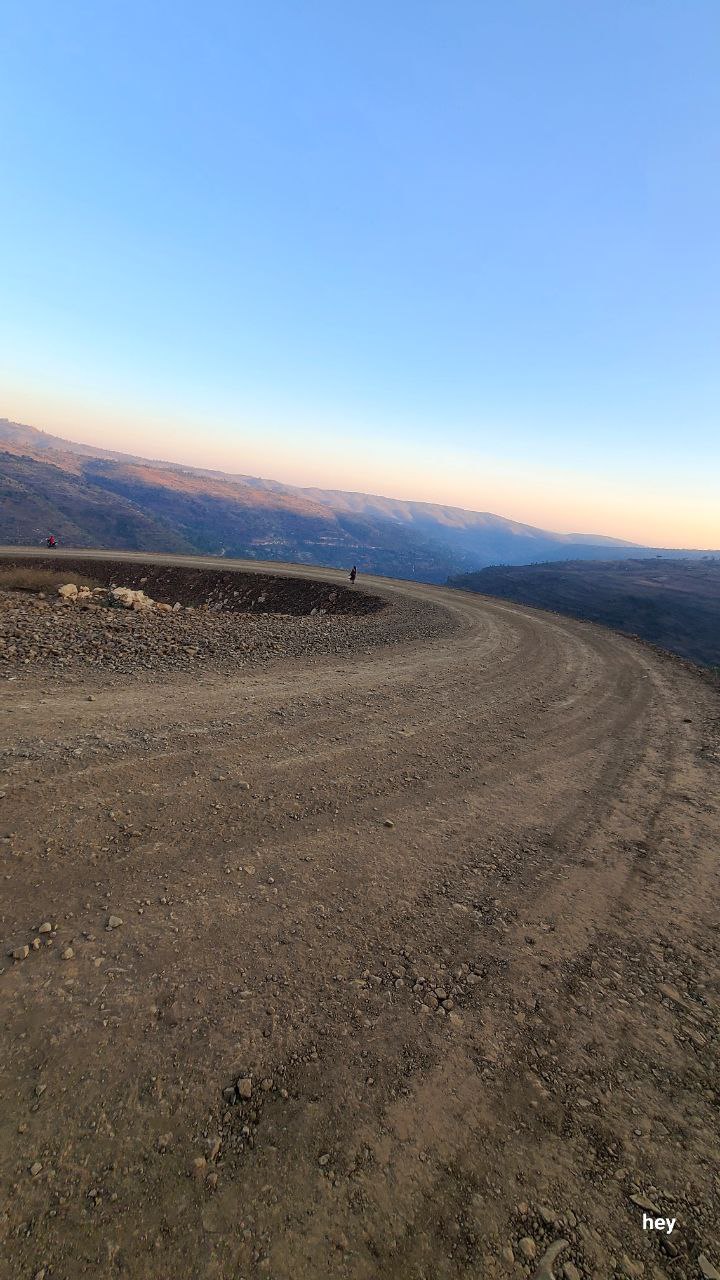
[1, 552, 718, 1280]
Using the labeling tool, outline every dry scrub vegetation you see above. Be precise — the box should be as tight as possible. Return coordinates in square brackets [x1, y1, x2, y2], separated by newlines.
[0, 567, 100, 593]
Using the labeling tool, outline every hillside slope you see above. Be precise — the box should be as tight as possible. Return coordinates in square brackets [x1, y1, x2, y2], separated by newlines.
[0, 448, 463, 581]
[0, 418, 634, 577]
[450, 557, 720, 666]
[0, 452, 194, 553]
[1, 417, 716, 579]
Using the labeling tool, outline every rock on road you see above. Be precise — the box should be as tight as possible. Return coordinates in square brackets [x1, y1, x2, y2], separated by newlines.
[1, 550, 718, 1280]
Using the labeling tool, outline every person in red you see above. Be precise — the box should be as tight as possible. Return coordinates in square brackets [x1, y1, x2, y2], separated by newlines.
[46, 535, 57, 548]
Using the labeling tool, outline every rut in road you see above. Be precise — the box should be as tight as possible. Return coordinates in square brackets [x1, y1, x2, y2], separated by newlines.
[1, 561, 718, 1280]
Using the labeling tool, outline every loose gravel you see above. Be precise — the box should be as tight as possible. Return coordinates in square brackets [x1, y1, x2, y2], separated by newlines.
[0, 587, 457, 679]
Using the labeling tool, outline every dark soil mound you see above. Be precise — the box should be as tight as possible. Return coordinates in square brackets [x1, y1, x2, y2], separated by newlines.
[2, 556, 382, 617]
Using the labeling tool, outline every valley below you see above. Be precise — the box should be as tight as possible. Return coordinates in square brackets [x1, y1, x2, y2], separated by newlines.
[450, 559, 720, 670]
[1, 551, 718, 1280]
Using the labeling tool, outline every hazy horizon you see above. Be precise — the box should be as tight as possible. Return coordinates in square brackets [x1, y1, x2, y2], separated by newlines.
[2, 2, 719, 550]
[4, 409, 719, 552]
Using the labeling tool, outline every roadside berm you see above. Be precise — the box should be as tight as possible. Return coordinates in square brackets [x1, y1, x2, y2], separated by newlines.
[0, 556, 452, 676]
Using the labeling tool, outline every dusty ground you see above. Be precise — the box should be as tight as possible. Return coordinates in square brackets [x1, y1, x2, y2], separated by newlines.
[1, 551, 718, 1280]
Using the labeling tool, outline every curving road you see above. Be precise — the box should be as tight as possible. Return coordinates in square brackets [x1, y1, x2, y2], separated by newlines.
[1, 550, 719, 1279]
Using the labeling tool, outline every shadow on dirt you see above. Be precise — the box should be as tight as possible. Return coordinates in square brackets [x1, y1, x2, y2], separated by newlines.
[3, 556, 384, 617]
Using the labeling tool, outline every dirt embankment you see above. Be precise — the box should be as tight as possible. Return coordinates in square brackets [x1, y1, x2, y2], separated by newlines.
[1, 553, 719, 1280]
[1, 555, 383, 615]
[0, 556, 456, 678]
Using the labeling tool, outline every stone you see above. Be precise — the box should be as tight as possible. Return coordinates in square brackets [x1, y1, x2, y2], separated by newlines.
[383, 819, 395, 828]
[107, 915, 123, 929]
[630, 1193, 661, 1213]
[699, 1257, 720, 1280]
[57, 584, 78, 598]
[61, 946, 74, 959]
[318, 1153, 331, 1166]
[531, 1241, 569, 1279]
[236, 1077, 252, 1100]
[563, 1265, 581, 1280]
[30, 1161, 43, 1176]
[11, 944, 29, 961]
[619, 1256, 644, 1278]
[518, 1237, 536, 1260]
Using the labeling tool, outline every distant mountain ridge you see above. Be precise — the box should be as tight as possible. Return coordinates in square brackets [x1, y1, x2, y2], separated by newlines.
[0, 417, 714, 581]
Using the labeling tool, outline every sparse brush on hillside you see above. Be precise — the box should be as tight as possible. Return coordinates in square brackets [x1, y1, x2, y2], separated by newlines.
[0, 567, 100, 593]
[448, 557, 720, 667]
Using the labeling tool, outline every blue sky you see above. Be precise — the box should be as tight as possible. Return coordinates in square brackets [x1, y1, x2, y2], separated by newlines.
[1, 0, 718, 545]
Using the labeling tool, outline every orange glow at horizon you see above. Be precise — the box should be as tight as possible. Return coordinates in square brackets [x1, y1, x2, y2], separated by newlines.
[2, 387, 718, 551]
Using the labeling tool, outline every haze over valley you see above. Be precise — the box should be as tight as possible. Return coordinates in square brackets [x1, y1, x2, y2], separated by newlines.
[2, 418, 714, 584]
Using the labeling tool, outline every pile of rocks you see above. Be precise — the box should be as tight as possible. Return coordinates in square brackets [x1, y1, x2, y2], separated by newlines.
[57, 583, 177, 613]
[57, 583, 104, 603]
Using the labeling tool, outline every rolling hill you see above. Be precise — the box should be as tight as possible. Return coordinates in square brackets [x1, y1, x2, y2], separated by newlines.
[1, 416, 715, 582]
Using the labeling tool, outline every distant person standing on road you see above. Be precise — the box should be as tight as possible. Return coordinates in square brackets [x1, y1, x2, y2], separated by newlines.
[46, 534, 57, 548]
[349, 565, 357, 584]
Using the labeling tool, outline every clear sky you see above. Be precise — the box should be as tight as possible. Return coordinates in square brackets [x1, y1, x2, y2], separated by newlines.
[1, 1, 718, 547]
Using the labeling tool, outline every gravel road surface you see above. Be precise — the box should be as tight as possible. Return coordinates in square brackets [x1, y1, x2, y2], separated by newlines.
[1, 550, 718, 1280]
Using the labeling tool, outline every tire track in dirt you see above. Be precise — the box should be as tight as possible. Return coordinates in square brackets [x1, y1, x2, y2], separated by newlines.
[1, 553, 718, 1280]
